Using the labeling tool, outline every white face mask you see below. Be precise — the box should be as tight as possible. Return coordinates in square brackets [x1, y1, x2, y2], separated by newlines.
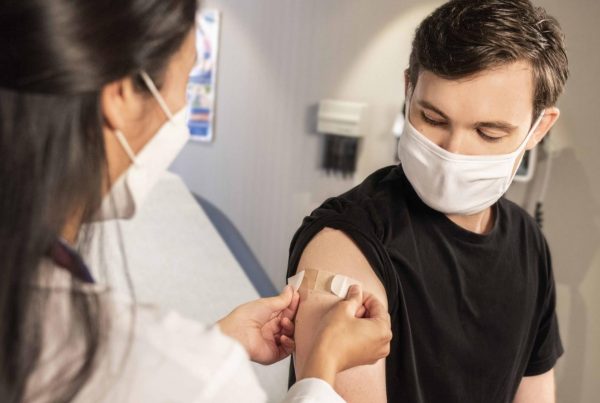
[398, 98, 544, 216]
[95, 71, 189, 221]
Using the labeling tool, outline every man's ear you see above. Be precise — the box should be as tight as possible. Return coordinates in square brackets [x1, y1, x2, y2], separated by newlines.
[404, 69, 410, 97]
[100, 77, 141, 133]
[526, 106, 560, 150]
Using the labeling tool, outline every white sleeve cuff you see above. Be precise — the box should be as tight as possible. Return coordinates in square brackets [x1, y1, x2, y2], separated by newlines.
[284, 378, 346, 403]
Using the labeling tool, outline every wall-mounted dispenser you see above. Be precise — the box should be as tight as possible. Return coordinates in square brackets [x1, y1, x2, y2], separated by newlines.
[317, 100, 368, 177]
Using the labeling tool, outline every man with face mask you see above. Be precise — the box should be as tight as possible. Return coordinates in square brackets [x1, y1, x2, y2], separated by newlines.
[286, 1, 569, 402]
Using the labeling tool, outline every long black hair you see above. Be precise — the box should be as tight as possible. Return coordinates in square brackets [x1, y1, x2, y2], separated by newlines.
[0, 0, 197, 401]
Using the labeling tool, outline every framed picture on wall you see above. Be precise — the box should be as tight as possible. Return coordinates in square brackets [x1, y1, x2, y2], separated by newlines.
[187, 9, 221, 142]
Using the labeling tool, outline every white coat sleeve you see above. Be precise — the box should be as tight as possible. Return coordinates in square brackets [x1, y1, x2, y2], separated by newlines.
[107, 303, 344, 403]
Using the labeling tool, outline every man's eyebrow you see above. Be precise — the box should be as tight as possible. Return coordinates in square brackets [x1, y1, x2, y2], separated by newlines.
[475, 120, 519, 133]
[418, 99, 518, 133]
[417, 100, 449, 120]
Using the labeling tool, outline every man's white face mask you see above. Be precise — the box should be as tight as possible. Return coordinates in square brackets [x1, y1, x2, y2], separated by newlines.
[95, 71, 189, 221]
[398, 97, 544, 216]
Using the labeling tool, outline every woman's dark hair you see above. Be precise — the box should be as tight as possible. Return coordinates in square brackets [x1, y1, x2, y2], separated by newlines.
[408, 0, 569, 119]
[0, 0, 197, 401]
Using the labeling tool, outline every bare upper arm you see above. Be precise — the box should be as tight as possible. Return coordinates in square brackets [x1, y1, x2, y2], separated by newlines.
[513, 369, 556, 403]
[292, 227, 388, 403]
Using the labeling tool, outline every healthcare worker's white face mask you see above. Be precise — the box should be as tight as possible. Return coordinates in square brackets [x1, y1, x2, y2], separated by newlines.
[398, 97, 544, 216]
[95, 71, 189, 220]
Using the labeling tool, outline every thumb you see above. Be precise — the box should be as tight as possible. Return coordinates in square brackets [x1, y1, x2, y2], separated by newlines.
[264, 285, 294, 311]
[344, 284, 363, 313]
[362, 294, 388, 320]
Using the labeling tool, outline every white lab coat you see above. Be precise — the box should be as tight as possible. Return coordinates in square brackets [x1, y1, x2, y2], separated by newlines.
[26, 261, 345, 403]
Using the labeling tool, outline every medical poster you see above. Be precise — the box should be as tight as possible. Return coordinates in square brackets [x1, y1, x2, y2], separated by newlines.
[187, 10, 221, 142]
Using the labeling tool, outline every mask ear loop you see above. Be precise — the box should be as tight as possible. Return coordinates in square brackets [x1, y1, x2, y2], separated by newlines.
[507, 111, 546, 185]
[110, 70, 177, 166]
[139, 70, 175, 120]
[404, 90, 413, 124]
[403, 89, 421, 133]
[113, 129, 140, 166]
[517, 112, 546, 152]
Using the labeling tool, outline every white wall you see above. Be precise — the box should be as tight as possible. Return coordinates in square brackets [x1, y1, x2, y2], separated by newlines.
[172, 0, 439, 288]
[171, 1, 600, 401]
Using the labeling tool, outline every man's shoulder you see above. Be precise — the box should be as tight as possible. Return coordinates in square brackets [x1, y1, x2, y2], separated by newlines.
[330, 165, 406, 207]
[311, 165, 405, 220]
[499, 197, 548, 254]
[295, 166, 405, 241]
[343, 164, 400, 194]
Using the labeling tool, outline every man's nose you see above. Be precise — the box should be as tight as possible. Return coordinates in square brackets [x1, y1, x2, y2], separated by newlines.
[439, 131, 467, 154]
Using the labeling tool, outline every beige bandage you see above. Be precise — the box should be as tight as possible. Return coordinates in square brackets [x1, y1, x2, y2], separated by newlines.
[287, 268, 361, 299]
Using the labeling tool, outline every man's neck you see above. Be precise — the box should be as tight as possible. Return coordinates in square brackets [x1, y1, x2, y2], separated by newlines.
[446, 206, 494, 235]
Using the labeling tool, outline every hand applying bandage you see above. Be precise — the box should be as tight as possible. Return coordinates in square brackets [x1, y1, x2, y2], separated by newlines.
[299, 284, 392, 387]
[217, 285, 300, 365]
[217, 277, 391, 390]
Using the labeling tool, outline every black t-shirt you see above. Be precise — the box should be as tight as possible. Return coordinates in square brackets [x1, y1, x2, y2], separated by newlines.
[286, 165, 563, 403]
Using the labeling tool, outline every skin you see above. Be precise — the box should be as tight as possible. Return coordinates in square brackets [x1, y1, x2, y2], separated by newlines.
[293, 228, 390, 402]
[514, 370, 556, 403]
[61, 26, 392, 390]
[294, 61, 560, 402]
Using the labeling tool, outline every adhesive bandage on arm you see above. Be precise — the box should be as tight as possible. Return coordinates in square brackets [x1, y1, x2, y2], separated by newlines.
[287, 268, 361, 299]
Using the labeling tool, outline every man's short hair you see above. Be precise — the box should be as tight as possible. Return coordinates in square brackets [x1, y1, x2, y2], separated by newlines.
[408, 0, 569, 118]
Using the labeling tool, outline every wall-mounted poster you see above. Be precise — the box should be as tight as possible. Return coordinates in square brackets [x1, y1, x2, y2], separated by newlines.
[187, 10, 221, 142]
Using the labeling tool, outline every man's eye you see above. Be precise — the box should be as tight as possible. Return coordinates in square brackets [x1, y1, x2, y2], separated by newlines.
[421, 112, 446, 127]
[477, 129, 502, 143]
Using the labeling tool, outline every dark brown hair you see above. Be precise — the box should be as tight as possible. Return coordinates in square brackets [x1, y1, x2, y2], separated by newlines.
[0, 1, 197, 402]
[408, 0, 569, 118]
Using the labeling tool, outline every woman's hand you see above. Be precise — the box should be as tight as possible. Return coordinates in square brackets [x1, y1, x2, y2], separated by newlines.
[217, 285, 300, 365]
[299, 285, 392, 386]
